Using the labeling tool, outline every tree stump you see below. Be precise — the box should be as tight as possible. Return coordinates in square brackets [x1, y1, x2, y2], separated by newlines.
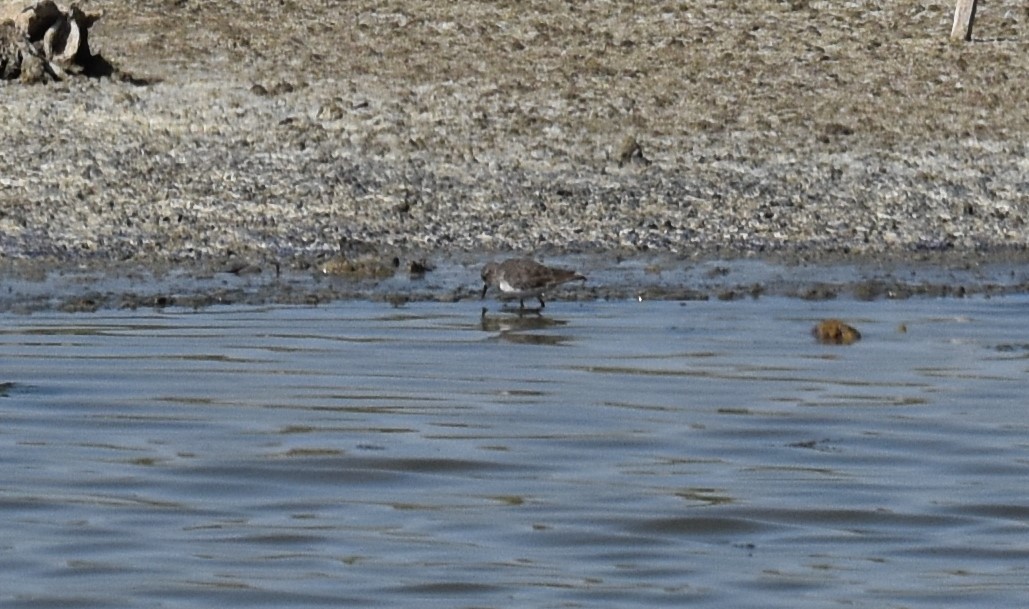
[0, 0, 108, 82]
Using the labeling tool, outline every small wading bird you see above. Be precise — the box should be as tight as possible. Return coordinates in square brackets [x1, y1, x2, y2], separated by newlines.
[481, 258, 586, 310]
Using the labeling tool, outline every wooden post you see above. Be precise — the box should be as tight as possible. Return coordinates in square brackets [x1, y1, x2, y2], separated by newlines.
[950, 0, 978, 41]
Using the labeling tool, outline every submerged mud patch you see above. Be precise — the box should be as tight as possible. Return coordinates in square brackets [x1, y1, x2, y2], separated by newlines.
[3, 253, 1028, 313]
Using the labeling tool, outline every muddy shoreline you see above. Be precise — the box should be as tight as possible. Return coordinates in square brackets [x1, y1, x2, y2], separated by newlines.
[2, 1, 1027, 311]
[3, 250, 1028, 314]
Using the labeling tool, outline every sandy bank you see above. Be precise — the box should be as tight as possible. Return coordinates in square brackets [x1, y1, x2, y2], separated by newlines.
[1, 1, 1027, 309]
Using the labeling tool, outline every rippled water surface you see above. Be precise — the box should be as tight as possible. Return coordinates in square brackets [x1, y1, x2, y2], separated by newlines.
[2, 297, 1027, 608]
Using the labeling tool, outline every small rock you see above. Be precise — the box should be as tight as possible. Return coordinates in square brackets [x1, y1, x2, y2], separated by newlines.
[616, 135, 650, 167]
[408, 258, 433, 277]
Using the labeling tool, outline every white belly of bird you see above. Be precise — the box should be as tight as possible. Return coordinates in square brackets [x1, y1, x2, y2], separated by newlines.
[498, 279, 542, 298]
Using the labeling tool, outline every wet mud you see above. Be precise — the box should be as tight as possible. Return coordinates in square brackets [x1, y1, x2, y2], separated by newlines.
[2, 1, 1028, 311]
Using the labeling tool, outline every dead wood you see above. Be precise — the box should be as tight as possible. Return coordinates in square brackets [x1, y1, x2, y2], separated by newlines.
[1, 0, 112, 82]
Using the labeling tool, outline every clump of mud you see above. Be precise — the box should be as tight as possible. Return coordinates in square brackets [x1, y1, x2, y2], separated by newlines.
[812, 319, 862, 345]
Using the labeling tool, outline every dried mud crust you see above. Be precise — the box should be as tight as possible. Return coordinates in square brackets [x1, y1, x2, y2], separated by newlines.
[1, 1, 1028, 277]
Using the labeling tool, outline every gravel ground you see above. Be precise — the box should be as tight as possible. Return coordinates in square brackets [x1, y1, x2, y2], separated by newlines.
[1, 0, 1028, 309]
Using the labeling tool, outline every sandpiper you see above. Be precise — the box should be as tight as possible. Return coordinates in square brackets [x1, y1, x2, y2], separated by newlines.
[481, 258, 586, 309]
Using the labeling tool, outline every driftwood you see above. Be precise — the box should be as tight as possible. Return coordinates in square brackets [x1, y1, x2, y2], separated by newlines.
[0, 0, 111, 82]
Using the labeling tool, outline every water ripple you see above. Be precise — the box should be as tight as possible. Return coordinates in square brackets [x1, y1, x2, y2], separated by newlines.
[2, 298, 1027, 608]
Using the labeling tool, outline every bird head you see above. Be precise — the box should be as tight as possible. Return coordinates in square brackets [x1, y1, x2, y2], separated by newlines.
[480, 262, 498, 299]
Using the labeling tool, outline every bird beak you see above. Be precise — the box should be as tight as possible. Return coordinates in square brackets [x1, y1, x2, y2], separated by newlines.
[481, 284, 488, 299]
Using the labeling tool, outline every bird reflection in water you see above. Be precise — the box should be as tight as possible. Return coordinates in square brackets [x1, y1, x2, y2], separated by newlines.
[480, 308, 573, 346]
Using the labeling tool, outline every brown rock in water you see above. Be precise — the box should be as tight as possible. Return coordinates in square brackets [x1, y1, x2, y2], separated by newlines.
[812, 319, 861, 345]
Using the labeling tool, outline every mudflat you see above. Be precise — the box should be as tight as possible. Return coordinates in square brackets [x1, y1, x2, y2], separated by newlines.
[1, 1, 1027, 309]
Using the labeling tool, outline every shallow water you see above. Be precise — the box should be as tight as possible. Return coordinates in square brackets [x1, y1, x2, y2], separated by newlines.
[1, 297, 1027, 608]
